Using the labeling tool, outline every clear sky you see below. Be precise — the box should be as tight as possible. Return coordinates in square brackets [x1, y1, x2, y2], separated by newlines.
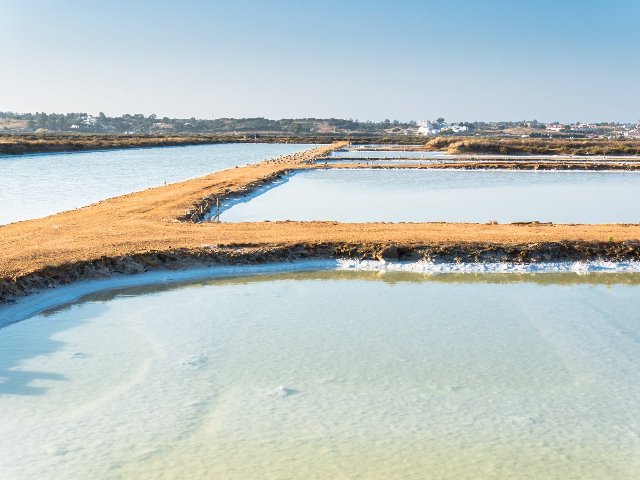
[2, 0, 639, 122]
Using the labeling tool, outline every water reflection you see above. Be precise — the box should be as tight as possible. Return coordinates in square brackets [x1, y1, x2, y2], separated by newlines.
[220, 169, 640, 223]
[41, 269, 640, 318]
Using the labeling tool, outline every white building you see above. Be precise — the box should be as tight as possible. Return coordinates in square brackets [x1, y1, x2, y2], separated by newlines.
[546, 123, 565, 132]
[418, 122, 440, 135]
[417, 120, 468, 135]
[81, 115, 97, 125]
[417, 121, 441, 135]
[624, 129, 640, 139]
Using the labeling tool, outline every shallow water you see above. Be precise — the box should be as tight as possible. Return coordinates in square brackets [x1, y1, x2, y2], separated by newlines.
[328, 149, 449, 159]
[0, 143, 315, 224]
[221, 168, 640, 223]
[318, 157, 635, 167]
[2, 270, 640, 479]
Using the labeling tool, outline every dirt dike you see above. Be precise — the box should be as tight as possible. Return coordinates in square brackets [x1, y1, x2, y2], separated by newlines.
[2, 240, 640, 304]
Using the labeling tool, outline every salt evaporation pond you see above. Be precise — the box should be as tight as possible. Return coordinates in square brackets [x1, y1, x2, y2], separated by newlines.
[2, 269, 640, 479]
[221, 168, 640, 223]
[0, 143, 316, 224]
[328, 149, 449, 159]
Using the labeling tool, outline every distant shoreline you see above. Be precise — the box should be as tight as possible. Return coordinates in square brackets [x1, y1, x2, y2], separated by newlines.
[0, 134, 426, 156]
[0, 134, 329, 156]
[2, 133, 640, 156]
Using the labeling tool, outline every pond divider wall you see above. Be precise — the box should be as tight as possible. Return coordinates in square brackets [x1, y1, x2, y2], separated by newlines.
[3, 240, 640, 305]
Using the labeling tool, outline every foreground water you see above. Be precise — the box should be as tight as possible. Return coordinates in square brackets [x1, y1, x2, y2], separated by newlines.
[221, 168, 640, 223]
[0, 143, 315, 224]
[2, 269, 640, 479]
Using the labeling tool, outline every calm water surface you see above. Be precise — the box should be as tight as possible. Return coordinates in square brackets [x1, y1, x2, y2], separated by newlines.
[0, 143, 315, 224]
[2, 270, 640, 479]
[329, 149, 449, 159]
[222, 168, 640, 223]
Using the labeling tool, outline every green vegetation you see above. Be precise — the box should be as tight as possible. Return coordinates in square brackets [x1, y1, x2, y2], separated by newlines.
[1, 112, 636, 142]
[0, 112, 417, 135]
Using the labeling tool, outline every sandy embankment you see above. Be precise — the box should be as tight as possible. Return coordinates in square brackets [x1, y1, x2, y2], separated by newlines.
[2, 141, 640, 304]
[323, 161, 640, 171]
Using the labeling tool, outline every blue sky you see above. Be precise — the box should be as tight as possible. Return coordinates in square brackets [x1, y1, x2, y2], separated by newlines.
[2, 0, 639, 122]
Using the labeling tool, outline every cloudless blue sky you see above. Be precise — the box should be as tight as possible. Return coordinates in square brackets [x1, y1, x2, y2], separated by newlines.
[2, 0, 639, 122]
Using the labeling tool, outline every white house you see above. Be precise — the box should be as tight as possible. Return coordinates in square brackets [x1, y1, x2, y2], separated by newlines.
[417, 120, 449, 135]
[546, 123, 565, 132]
[81, 115, 97, 125]
[417, 120, 468, 135]
[417, 123, 441, 135]
[624, 129, 640, 139]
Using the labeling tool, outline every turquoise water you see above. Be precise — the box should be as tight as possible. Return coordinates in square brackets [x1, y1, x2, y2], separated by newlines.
[2, 270, 640, 479]
[0, 143, 315, 224]
[221, 168, 640, 223]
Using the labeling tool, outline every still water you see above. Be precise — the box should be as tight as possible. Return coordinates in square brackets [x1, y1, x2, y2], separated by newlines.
[221, 168, 640, 223]
[2, 270, 640, 479]
[0, 143, 315, 224]
[328, 149, 449, 159]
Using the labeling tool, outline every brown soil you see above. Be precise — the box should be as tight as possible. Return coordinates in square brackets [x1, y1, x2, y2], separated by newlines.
[0, 134, 326, 155]
[422, 137, 640, 156]
[2, 142, 640, 304]
[4, 134, 640, 156]
[323, 162, 640, 171]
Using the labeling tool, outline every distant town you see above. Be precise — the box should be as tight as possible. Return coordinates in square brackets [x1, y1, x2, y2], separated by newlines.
[0, 111, 638, 139]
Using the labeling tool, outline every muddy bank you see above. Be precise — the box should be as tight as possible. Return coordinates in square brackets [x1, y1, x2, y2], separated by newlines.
[347, 138, 640, 156]
[0, 134, 330, 155]
[2, 240, 640, 304]
[184, 170, 295, 223]
[422, 137, 640, 156]
[324, 161, 640, 171]
[0, 135, 425, 156]
[178, 143, 340, 222]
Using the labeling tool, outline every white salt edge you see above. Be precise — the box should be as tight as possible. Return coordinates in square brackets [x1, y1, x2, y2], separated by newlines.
[337, 258, 640, 274]
[2, 259, 640, 328]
